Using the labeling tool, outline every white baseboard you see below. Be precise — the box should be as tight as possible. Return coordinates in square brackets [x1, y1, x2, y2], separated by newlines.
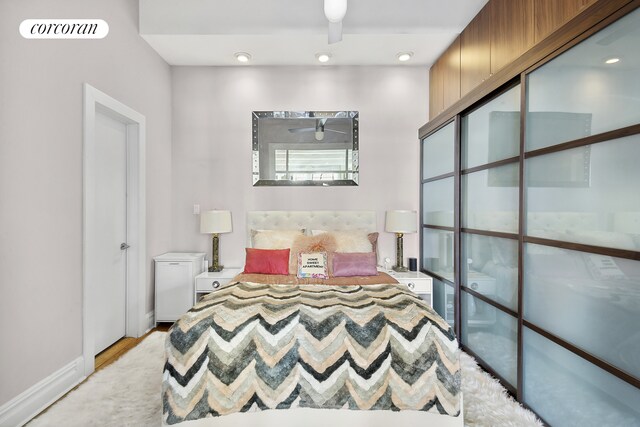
[0, 356, 85, 427]
[145, 310, 155, 333]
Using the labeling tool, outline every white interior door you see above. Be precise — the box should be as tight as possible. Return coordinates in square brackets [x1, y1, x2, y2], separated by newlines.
[93, 110, 128, 354]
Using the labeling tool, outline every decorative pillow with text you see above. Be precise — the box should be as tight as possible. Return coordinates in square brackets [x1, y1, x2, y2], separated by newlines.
[297, 252, 329, 279]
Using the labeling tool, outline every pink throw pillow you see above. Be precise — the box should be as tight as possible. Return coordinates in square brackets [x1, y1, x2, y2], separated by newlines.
[332, 252, 378, 277]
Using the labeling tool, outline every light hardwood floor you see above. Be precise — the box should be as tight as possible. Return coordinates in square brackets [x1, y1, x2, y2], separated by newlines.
[31, 323, 173, 421]
[94, 323, 172, 372]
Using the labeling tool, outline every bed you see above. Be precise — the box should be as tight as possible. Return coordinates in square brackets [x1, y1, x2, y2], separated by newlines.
[163, 211, 463, 426]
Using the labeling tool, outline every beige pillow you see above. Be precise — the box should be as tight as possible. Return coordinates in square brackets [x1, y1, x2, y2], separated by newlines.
[252, 229, 304, 249]
[330, 230, 374, 253]
[311, 230, 378, 254]
[290, 234, 338, 275]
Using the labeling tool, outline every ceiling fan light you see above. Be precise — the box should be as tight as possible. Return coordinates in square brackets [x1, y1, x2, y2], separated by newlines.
[324, 0, 347, 23]
[234, 52, 251, 63]
[397, 52, 413, 62]
[315, 131, 325, 140]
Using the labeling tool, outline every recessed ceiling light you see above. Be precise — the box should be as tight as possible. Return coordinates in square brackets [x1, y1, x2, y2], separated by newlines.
[397, 52, 414, 62]
[234, 52, 251, 63]
[605, 57, 620, 64]
[316, 53, 332, 63]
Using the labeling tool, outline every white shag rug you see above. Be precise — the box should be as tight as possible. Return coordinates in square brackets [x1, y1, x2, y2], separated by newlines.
[28, 332, 542, 427]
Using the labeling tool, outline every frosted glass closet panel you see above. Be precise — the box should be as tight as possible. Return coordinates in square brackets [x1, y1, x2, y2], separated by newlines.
[462, 233, 518, 311]
[526, 9, 640, 151]
[462, 84, 521, 169]
[422, 121, 455, 179]
[524, 328, 640, 427]
[432, 277, 455, 328]
[422, 228, 454, 282]
[422, 177, 454, 227]
[524, 243, 640, 379]
[461, 291, 518, 386]
[462, 163, 519, 233]
[526, 134, 640, 251]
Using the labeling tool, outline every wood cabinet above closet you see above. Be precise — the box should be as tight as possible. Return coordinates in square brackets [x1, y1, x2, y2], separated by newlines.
[534, 0, 598, 42]
[460, 3, 491, 97]
[442, 36, 461, 112]
[428, 0, 602, 121]
[429, 36, 461, 119]
[490, 0, 535, 74]
[428, 58, 444, 119]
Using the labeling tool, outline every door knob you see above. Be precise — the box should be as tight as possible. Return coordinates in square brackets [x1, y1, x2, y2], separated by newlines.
[120, 243, 130, 250]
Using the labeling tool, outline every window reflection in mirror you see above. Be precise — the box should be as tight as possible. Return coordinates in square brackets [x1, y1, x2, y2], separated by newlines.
[252, 111, 359, 186]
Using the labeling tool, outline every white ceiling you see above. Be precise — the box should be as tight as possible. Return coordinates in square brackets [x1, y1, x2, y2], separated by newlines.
[139, 0, 488, 66]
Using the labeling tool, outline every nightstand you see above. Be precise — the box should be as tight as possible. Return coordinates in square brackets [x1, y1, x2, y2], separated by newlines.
[194, 268, 243, 302]
[383, 269, 433, 307]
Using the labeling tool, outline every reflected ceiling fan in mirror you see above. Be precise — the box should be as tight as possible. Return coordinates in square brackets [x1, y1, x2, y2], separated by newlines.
[288, 118, 348, 140]
[324, 0, 347, 44]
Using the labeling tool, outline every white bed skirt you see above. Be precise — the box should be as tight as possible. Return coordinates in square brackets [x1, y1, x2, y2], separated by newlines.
[169, 397, 464, 427]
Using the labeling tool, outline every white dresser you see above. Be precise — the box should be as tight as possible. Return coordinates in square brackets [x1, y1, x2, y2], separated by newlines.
[154, 252, 205, 323]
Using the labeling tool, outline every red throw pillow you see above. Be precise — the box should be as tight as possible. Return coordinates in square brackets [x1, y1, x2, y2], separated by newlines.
[244, 248, 290, 275]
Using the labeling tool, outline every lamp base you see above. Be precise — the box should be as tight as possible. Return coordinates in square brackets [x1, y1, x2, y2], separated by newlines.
[208, 264, 224, 273]
[210, 233, 223, 272]
[393, 232, 408, 273]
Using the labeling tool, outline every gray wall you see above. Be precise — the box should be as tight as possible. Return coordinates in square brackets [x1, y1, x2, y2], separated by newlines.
[171, 66, 427, 267]
[0, 0, 173, 405]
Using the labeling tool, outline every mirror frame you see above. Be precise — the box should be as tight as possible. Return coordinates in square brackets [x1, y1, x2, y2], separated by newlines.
[252, 111, 359, 186]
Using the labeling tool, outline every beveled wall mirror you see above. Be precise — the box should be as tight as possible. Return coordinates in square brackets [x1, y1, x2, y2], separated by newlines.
[252, 111, 359, 186]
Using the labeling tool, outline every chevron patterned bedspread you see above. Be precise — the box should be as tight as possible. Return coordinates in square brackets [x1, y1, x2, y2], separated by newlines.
[163, 281, 461, 424]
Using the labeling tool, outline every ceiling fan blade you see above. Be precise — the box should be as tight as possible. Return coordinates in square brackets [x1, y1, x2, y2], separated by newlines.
[328, 21, 342, 44]
[325, 129, 348, 135]
[288, 128, 315, 133]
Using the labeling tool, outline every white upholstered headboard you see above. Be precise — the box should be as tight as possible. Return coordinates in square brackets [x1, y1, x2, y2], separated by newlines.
[246, 210, 377, 246]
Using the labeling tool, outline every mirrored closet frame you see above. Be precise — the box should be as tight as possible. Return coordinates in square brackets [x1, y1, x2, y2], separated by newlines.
[418, 1, 640, 423]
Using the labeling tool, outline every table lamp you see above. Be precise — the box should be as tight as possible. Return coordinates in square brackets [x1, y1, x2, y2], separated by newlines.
[200, 210, 232, 272]
[385, 210, 417, 272]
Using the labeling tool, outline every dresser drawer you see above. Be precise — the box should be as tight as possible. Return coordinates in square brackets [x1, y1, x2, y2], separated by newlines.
[400, 278, 432, 294]
[195, 277, 233, 292]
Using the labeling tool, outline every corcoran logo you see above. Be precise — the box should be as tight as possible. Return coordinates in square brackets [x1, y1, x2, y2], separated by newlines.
[19, 19, 109, 39]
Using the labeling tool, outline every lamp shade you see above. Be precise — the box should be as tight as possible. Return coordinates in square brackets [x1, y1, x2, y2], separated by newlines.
[385, 210, 417, 233]
[200, 210, 232, 234]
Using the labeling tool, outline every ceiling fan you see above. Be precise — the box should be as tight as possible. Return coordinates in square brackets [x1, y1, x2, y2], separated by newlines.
[288, 118, 347, 140]
[324, 0, 347, 44]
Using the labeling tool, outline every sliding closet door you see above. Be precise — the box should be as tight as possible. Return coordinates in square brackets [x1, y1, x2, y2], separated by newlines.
[522, 8, 640, 426]
[420, 5, 640, 425]
[459, 84, 521, 390]
[421, 121, 456, 327]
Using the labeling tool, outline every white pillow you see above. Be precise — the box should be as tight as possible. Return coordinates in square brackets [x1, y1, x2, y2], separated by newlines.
[252, 229, 304, 249]
[323, 230, 373, 253]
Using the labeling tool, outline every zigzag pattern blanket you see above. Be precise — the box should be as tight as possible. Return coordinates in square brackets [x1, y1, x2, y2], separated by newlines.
[163, 281, 461, 424]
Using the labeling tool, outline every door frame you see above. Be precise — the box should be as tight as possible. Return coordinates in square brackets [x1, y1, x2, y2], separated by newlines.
[82, 83, 146, 376]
